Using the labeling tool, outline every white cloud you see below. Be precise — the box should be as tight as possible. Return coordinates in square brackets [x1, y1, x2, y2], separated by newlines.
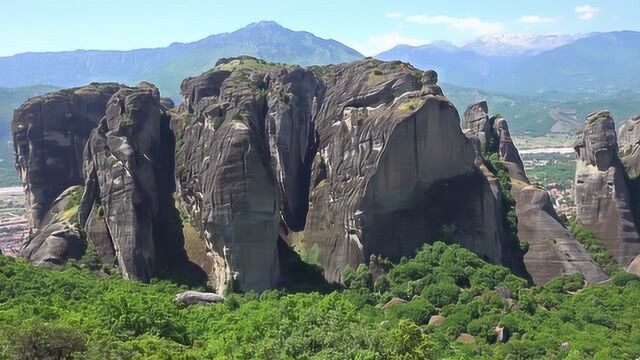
[405, 15, 504, 36]
[349, 32, 429, 56]
[575, 5, 598, 20]
[518, 15, 556, 24]
[386, 12, 403, 19]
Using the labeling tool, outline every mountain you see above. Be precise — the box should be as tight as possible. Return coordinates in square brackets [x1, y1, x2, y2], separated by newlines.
[0, 85, 59, 136]
[378, 31, 640, 96]
[0, 21, 363, 97]
[461, 33, 586, 56]
[376, 43, 522, 89]
[443, 83, 640, 136]
[492, 31, 640, 94]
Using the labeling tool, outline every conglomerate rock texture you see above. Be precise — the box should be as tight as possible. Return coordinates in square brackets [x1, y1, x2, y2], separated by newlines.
[12, 83, 125, 229]
[575, 111, 640, 273]
[463, 101, 607, 284]
[172, 57, 526, 290]
[79, 82, 188, 281]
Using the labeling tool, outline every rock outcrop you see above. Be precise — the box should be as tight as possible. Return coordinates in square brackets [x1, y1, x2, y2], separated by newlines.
[173, 57, 526, 291]
[575, 111, 640, 273]
[172, 57, 320, 292]
[304, 62, 525, 283]
[463, 101, 607, 284]
[18, 186, 85, 267]
[79, 82, 189, 281]
[12, 83, 125, 229]
[174, 291, 224, 306]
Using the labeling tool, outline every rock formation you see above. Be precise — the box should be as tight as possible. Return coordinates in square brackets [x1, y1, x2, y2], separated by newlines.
[463, 101, 607, 284]
[172, 57, 527, 291]
[12, 83, 125, 230]
[575, 111, 640, 273]
[304, 61, 525, 282]
[12, 82, 193, 282]
[79, 82, 189, 281]
[18, 186, 86, 267]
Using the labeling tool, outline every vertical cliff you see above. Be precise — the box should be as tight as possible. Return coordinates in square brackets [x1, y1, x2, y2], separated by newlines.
[79, 82, 188, 281]
[12, 83, 125, 229]
[12, 84, 126, 265]
[574, 111, 640, 273]
[463, 101, 607, 284]
[171, 57, 321, 292]
[171, 57, 529, 291]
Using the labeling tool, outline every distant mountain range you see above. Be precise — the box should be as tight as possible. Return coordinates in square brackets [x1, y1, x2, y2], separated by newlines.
[0, 21, 362, 98]
[0, 22, 638, 136]
[378, 31, 640, 96]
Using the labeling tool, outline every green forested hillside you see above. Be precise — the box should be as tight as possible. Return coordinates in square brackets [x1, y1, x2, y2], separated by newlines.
[1, 241, 639, 359]
[443, 83, 640, 136]
[0, 85, 59, 136]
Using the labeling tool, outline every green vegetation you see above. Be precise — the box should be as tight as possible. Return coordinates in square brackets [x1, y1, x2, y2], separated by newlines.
[0, 85, 60, 137]
[483, 152, 524, 253]
[522, 153, 576, 190]
[443, 83, 640, 136]
[2, 240, 640, 358]
[568, 219, 623, 276]
[0, 140, 20, 187]
[399, 98, 425, 112]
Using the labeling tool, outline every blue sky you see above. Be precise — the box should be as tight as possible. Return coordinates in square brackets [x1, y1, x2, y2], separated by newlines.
[2, 0, 639, 56]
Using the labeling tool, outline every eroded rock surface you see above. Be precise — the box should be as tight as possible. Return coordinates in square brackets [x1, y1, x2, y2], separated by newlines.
[18, 186, 85, 267]
[463, 102, 607, 284]
[79, 82, 189, 281]
[173, 57, 527, 290]
[172, 57, 320, 292]
[12, 83, 126, 229]
[574, 111, 640, 271]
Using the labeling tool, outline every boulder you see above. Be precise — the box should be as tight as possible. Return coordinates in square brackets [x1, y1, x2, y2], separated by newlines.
[428, 315, 445, 326]
[559, 342, 571, 352]
[456, 333, 476, 344]
[495, 325, 508, 343]
[174, 291, 224, 305]
[12, 83, 126, 230]
[79, 82, 189, 281]
[574, 111, 640, 270]
[382, 297, 407, 309]
[495, 286, 512, 300]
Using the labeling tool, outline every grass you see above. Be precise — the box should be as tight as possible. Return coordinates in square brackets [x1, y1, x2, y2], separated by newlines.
[399, 98, 425, 112]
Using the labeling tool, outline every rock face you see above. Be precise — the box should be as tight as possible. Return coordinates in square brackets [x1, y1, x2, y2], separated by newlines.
[172, 57, 320, 292]
[12, 83, 125, 230]
[18, 186, 85, 267]
[173, 57, 526, 291]
[575, 111, 640, 272]
[79, 82, 188, 281]
[463, 102, 607, 284]
[304, 62, 525, 283]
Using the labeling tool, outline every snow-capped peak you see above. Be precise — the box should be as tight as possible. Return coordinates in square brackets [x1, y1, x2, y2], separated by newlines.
[461, 33, 587, 56]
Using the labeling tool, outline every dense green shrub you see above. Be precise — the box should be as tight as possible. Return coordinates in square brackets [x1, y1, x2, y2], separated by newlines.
[1, 241, 640, 358]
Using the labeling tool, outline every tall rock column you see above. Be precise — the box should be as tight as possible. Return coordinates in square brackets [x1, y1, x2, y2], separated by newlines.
[79, 82, 188, 281]
[12, 83, 124, 230]
[463, 102, 607, 284]
[574, 111, 640, 272]
[172, 57, 321, 292]
[303, 61, 525, 282]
